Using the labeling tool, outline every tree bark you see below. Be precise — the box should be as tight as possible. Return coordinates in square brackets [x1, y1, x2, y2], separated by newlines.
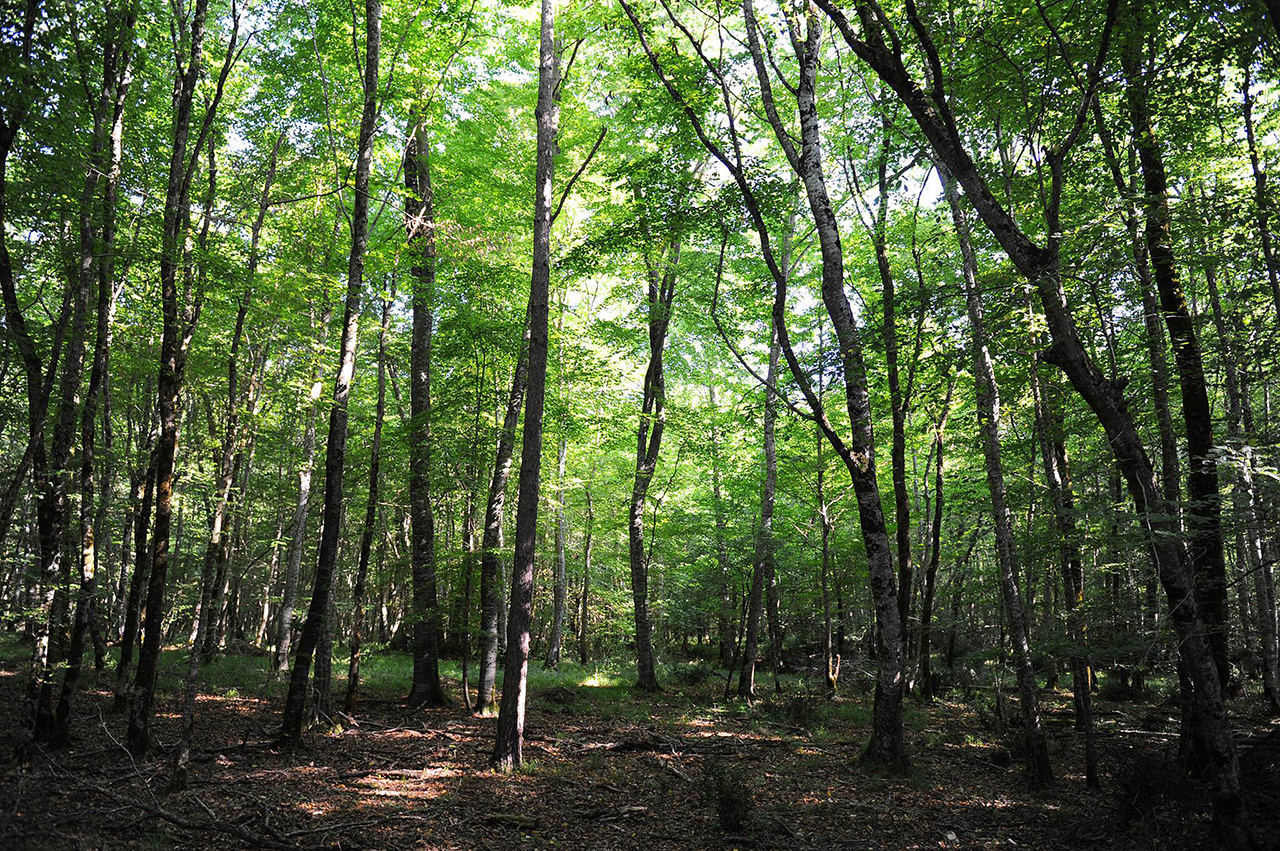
[406, 120, 446, 708]
[476, 328, 529, 714]
[943, 167, 1052, 788]
[127, 0, 236, 755]
[918, 377, 953, 703]
[1122, 21, 1228, 689]
[708, 385, 733, 668]
[628, 222, 680, 693]
[279, 0, 379, 748]
[739, 323, 779, 699]
[492, 0, 556, 772]
[347, 293, 391, 712]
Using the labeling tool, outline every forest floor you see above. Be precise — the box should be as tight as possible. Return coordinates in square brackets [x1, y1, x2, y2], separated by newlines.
[1, 638, 1277, 851]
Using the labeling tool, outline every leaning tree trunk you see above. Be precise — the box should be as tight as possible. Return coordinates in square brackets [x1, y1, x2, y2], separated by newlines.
[808, 0, 1248, 834]
[492, 0, 556, 772]
[279, 0, 379, 748]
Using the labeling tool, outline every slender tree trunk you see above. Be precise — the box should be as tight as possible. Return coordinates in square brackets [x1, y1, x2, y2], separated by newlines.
[114, 433, 155, 710]
[578, 482, 593, 665]
[51, 12, 136, 744]
[279, 0, 379, 748]
[347, 294, 391, 712]
[126, 0, 237, 755]
[739, 323, 779, 698]
[546, 294, 568, 669]
[628, 227, 680, 693]
[740, 1, 907, 768]
[274, 306, 327, 672]
[1123, 26, 1228, 690]
[476, 332, 529, 715]
[1242, 63, 1280, 319]
[406, 120, 445, 708]
[492, 0, 556, 771]
[943, 167, 1052, 788]
[919, 378, 953, 703]
[707, 385, 733, 668]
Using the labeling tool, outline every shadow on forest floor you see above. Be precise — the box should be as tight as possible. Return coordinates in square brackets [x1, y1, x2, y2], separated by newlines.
[1, 640, 1277, 851]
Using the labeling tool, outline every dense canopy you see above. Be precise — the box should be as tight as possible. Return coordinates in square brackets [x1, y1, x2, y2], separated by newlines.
[2, 0, 1280, 848]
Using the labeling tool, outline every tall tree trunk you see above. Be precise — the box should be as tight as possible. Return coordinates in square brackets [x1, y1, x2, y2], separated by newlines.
[279, 0, 379, 748]
[51, 9, 136, 745]
[740, 0, 907, 768]
[1123, 22, 1228, 690]
[546, 294, 568, 670]
[476, 332, 529, 715]
[113, 430, 155, 711]
[1242, 62, 1280, 319]
[943, 167, 1052, 788]
[739, 323, 779, 698]
[347, 293, 391, 712]
[707, 385, 733, 668]
[578, 482, 593, 664]
[628, 226, 680, 693]
[406, 120, 445, 708]
[274, 304, 328, 672]
[127, 0, 236, 754]
[492, 0, 556, 771]
[1205, 257, 1280, 712]
[918, 377, 953, 703]
[809, 0, 1248, 835]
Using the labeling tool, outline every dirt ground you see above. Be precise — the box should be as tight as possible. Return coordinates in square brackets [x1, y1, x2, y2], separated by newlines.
[1, 655, 1277, 851]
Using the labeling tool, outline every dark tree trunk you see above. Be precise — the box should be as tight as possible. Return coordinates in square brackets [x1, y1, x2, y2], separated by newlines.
[476, 331, 529, 715]
[127, 0, 236, 755]
[406, 121, 445, 708]
[1122, 24, 1228, 690]
[919, 378, 953, 703]
[347, 294, 391, 712]
[809, 0, 1248, 835]
[51, 9, 135, 745]
[279, 0, 379, 748]
[492, 0, 556, 772]
[628, 226, 680, 693]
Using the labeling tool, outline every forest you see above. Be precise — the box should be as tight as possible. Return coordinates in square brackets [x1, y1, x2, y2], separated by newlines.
[1, 0, 1279, 847]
